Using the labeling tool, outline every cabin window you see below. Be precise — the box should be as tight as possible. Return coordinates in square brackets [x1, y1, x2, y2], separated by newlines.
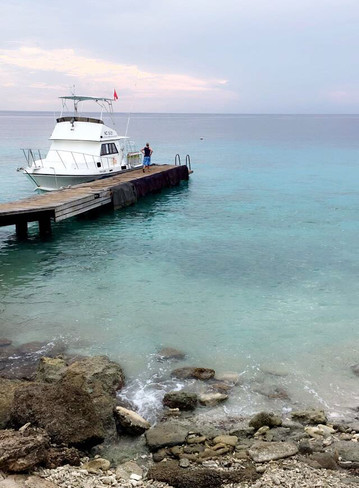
[100, 143, 119, 156]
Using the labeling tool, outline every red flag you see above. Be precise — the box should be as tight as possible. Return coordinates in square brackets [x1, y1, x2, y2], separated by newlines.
[113, 89, 118, 101]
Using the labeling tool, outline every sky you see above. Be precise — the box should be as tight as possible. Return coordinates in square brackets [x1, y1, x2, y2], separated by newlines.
[0, 0, 359, 113]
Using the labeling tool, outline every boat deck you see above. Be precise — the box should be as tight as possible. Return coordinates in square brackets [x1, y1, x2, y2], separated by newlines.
[0, 164, 190, 238]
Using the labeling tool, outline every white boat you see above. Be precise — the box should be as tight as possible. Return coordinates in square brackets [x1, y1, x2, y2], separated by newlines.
[19, 95, 143, 191]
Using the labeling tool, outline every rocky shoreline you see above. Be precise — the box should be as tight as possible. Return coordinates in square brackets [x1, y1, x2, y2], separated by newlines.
[1, 339, 359, 487]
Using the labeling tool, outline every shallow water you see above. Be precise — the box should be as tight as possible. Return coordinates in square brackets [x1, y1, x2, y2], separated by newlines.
[1, 112, 359, 422]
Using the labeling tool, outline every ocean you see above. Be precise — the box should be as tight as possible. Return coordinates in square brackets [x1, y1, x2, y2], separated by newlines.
[1, 112, 359, 423]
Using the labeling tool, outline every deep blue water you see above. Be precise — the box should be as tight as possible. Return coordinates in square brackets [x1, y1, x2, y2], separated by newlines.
[1, 112, 359, 421]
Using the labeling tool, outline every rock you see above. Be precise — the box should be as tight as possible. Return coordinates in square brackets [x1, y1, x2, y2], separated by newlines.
[330, 441, 359, 464]
[213, 435, 238, 446]
[351, 364, 359, 376]
[0, 379, 28, 429]
[0, 361, 37, 382]
[157, 347, 186, 361]
[307, 452, 339, 470]
[81, 458, 111, 473]
[208, 382, 232, 393]
[179, 458, 190, 468]
[116, 460, 143, 479]
[114, 406, 151, 435]
[0, 428, 50, 473]
[254, 385, 290, 400]
[152, 449, 167, 463]
[198, 392, 228, 407]
[254, 426, 270, 437]
[0, 475, 58, 487]
[44, 446, 81, 469]
[214, 372, 240, 384]
[305, 424, 335, 438]
[0, 346, 17, 361]
[62, 355, 124, 431]
[145, 421, 189, 451]
[186, 434, 207, 444]
[171, 367, 215, 381]
[298, 438, 313, 455]
[264, 427, 292, 442]
[16, 341, 65, 357]
[248, 441, 298, 463]
[291, 408, 327, 425]
[147, 460, 223, 488]
[35, 357, 67, 383]
[10, 381, 105, 448]
[64, 355, 125, 396]
[163, 391, 198, 411]
[248, 412, 282, 430]
[148, 460, 259, 488]
[0, 339, 12, 347]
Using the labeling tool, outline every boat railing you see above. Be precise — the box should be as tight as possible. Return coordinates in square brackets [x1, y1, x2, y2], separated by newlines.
[23, 148, 127, 172]
[22, 149, 45, 168]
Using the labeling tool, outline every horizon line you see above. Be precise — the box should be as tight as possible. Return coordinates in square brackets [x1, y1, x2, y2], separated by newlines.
[0, 110, 358, 116]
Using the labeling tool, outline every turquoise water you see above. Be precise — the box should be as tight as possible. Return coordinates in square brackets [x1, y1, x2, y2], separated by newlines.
[1, 112, 359, 421]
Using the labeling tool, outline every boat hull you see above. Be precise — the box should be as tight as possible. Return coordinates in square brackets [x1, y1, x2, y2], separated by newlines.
[22, 169, 137, 191]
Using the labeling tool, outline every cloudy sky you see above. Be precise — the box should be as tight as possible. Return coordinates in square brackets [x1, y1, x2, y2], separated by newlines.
[0, 0, 358, 113]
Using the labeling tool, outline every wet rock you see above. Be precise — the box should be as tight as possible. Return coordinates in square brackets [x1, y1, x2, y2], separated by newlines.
[163, 391, 198, 411]
[35, 357, 67, 383]
[254, 385, 290, 400]
[214, 372, 240, 384]
[248, 411, 282, 430]
[291, 408, 327, 425]
[171, 367, 215, 381]
[0, 360, 37, 381]
[16, 341, 65, 357]
[157, 347, 186, 361]
[198, 392, 228, 407]
[0, 345, 17, 361]
[10, 381, 105, 448]
[81, 458, 111, 473]
[0, 378, 28, 429]
[114, 406, 151, 435]
[0, 428, 50, 473]
[248, 441, 298, 463]
[145, 421, 188, 451]
[0, 339, 12, 347]
[208, 382, 232, 393]
[351, 364, 359, 376]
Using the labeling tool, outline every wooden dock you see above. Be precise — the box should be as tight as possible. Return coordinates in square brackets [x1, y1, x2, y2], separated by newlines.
[0, 164, 190, 238]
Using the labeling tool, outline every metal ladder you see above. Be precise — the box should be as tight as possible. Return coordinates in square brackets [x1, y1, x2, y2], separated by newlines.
[174, 154, 191, 171]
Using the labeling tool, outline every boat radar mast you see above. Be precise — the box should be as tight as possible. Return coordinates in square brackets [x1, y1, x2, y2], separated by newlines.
[59, 95, 115, 118]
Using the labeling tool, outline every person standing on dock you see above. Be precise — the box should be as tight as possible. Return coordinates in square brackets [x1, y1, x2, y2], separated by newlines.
[141, 143, 153, 172]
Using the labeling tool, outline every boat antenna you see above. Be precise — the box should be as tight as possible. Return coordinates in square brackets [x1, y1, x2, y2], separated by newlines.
[125, 80, 138, 137]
